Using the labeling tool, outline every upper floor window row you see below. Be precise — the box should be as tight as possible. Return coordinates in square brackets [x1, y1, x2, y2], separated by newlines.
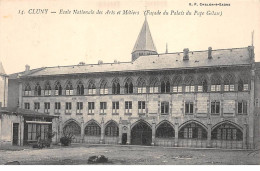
[22, 73, 251, 96]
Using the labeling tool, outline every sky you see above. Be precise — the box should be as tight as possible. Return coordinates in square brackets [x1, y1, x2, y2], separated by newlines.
[0, 0, 259, 75]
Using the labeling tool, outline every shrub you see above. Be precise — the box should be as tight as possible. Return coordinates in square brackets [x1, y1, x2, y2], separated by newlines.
[60, 136, 72, 146]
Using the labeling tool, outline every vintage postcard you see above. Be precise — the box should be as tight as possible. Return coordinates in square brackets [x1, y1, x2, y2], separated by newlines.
[0, 0, 259, 166]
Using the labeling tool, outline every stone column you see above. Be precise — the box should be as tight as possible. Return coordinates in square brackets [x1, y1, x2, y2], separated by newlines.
[100, 118, 104, 144]
[243, 123, 248, 149]
[20, 116, 24, 146]
[207, 123, 212, 148]
[174, 120, 179, 147]
[81, 118, 84, 143]
[18, 82, 23, 108]
[151, 118, 156, 146]
[118, 118, 122, 144]
[126, 120, 131, 145]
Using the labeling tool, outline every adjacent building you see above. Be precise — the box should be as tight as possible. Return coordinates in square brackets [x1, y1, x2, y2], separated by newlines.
[1, 18, 260, 149]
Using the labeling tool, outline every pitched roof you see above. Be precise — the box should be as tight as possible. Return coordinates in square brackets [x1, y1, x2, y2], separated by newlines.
[16, 47, 252, 78]
[0, 62, 6, 75]
[132, 18, 157, 53]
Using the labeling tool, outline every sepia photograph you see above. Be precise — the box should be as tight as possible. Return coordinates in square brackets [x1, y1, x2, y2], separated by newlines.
[0, 0, 260, 167]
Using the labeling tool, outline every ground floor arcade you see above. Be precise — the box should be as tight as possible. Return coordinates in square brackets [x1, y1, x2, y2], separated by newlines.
[61, 118, 248, 149]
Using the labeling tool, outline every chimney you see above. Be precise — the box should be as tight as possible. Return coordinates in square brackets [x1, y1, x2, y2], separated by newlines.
[248, 46, 254, 59]
[208, 47, 212, 59]
[25, 64, 30, 71]
[183, 48, 189, 60]
[98, 60, 103, 64]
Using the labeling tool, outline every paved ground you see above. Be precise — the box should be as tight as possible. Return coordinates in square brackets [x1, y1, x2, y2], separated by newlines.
[0, 144, 259, 165]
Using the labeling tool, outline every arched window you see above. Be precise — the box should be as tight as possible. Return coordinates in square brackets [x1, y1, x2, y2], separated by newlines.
[105, 121, 119, 137]
[34, 83, 41, 96]
[137, 78, 146, 94]
[173, 76, 182, 93]
[44, 82, 51, 96]
[184, 76, 195, 93]
[156, 122, 175, 138]
[198, 76, 208, 92]
[63, 121, 81, 136]
[224, 74, 235, 91]
[125, 78, 133, 94]
[149, 77, 159, 93]
[76, 81, 84, 95]
[179, 122, 207, 139]
[85, 121, 101, 136]
[238, 77, 249, 92]
[88, 81, 96, 95]
[24, 84, 31, 96]
[112, 79, 120, 94]
[212, 123, 242, 141]
[65, 81, 73, 95]
[211, 74, 221, 92]
[100, 80, 108, 95]
[55, 82, 62, 95]
[161, 79, 170, 93]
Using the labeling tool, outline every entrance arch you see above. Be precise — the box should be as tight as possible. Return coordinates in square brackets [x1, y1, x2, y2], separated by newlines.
[131, 121, 152, 145]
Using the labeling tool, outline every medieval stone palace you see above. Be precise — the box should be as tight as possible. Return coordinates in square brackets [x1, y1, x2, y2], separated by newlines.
[1, 18, 260, 149]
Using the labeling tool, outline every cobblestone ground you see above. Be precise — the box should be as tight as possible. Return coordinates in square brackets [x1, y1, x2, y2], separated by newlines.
[0, 144, 259, 165]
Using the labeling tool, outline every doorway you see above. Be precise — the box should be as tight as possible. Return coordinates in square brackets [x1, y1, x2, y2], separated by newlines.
[13, 123, 19, 145]
[131, 121, 152, 145]
[122, 133, 127, 145]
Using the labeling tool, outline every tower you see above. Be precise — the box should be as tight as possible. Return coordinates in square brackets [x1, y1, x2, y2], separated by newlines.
[131, 18, 157, 61]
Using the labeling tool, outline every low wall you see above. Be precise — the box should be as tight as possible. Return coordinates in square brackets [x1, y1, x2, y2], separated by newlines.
[155, 138, 175, 147]
[104, 136, 118, 144]
[211, 140, 243, 149]
[178, 139, 207, 148]
[84, 136, 100, 144]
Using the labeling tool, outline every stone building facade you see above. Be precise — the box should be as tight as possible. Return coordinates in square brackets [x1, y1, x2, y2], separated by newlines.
[0, 62, 8, 108]
[5, 19, 260, 149]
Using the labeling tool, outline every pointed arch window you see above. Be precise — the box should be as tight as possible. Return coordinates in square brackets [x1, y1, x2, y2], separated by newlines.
[34, 83, 41, 96]
[44, 82, 51, 96]
[156, 122, 175, 138]
[149, 78, 159, 93]
[63, 121, 81, 136]
[137, 78, 146, 94]
[100, 80, 108, 95]
[238, 77, 249, 92]
[179, 122, 207, 139]
[112, 81, 120, 94]
[211, 123, 242, 140]
[125, 79, 133, 94]
[211, 74, 221, 92]
[55, 82, 62, 95]
[24, 84, 31, 96]
[184, 76, 195, 93]
[224, 74, 235, 91]
[76, 81, 84, 95]
[198, 77, 208, 92]
[173, 76, 182, 93]
[105, 122, 119, 137]
[85, 121, 101, 136]
[65, 81, 73, 95]
[88, 82, 96, 95]
[161, 80, 170, 93]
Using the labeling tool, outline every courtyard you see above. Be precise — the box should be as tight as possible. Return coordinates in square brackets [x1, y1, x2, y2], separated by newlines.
[0, 144, 259, 165]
